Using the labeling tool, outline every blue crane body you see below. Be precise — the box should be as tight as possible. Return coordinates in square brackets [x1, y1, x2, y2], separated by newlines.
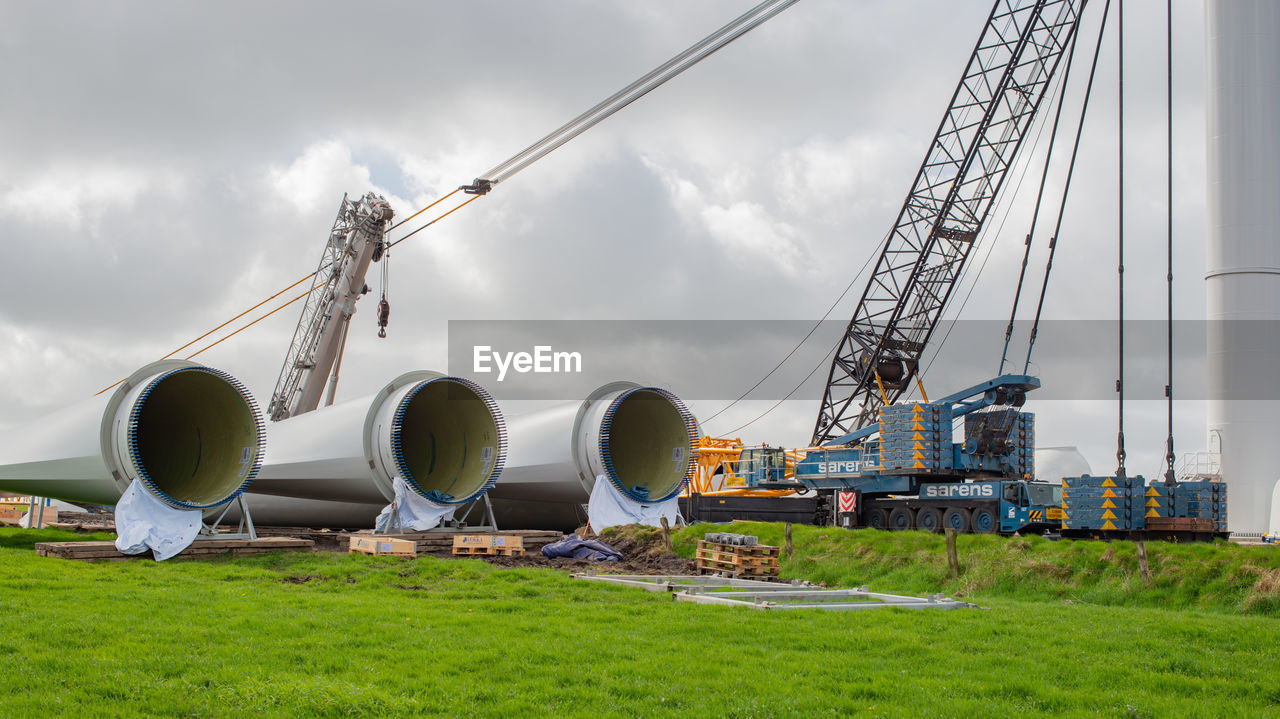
[740, 375, 1061, 534]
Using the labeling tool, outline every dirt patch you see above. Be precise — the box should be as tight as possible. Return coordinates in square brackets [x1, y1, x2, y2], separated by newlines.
[1025, 561, 1075, 580]
[279, 575, 323, 584]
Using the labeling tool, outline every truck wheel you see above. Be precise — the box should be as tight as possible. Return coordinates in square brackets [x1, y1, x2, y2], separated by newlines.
[971, 507, 997, 534]
[941, 507, 971, 533]
[888, 506, 914, 531]
[866, 508, 890, 530]
[916, 507, 942, 533]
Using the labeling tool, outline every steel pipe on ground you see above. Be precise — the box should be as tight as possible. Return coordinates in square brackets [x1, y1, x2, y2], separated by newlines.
[0, 360, 264, 510]
[250, 372, 507, 516]
[489, 382, 697, 530]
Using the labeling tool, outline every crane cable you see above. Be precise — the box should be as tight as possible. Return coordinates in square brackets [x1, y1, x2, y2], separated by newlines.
[699, 227, 888, 426]
[717, 82, 1059, 436]
[1116, 0, 1127, 478]
[473, 0, 801, 189]
[1023, 0, 1114, 372]
[997, 22, 1080, 375]
[1163, 0, 1176, 485]
[92, 195, 474, 395]
[911, 10, 1086, 394]
[709, 2, 1081, 434]
[96, 0, 802, 398]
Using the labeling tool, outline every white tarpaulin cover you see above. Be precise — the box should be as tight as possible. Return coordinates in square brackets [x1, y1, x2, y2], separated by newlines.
[114, 480, 202, 561]
[587, 474, 679, 531]
[374, 476, 456, 532]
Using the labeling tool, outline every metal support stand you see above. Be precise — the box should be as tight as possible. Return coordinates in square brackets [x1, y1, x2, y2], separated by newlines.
[201, 494, 258, 540]
[445, 493, 499, 532]
[375, 494, 500, 534]
[375, 502, 405, 535]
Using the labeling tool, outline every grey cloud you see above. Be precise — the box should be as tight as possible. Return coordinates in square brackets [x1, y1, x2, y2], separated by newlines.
[0, 1, 1215, 478]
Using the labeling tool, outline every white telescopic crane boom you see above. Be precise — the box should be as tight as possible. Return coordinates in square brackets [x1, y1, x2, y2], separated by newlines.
[268, 193, 394, 421]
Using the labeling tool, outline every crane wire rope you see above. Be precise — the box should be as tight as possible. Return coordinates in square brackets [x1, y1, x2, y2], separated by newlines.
[721, 339, 840, 437]
[699, 228, 889, 427]
[920, 0, 1112, 396]
[182, 289, 313, 361]
[908, 19, 1084, 397]
[707, 0, 1079, 435]
[1115, 0, 1127, 477]
[93, 196, 474, 395]
[95, 0, 799, 395]
[719, 88, 1059, 438]
[997, 19, 1081, 375]
[1162, 0, 1176, 485]
[99, 1, 793, 391]
[1022, 0, 1113, 373]
[475, 0, 800, 187]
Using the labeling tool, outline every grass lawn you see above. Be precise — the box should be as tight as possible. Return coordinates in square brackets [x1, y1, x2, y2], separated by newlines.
[2, 526, 1278, 717]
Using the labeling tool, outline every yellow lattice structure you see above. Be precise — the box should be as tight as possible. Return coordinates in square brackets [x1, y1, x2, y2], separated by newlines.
[686, 436, 799, 498]
[689, 437, 745, 495]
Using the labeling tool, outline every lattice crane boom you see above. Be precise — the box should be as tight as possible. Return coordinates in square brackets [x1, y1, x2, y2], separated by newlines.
[812, 0, 1086, 445]
[269, 192, 394, 421]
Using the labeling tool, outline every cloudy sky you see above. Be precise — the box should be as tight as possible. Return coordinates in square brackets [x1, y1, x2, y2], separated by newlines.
[1, 0, 1212, 478]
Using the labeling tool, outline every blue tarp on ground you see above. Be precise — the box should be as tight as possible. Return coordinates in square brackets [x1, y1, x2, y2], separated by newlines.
[540, 535, 623, 562]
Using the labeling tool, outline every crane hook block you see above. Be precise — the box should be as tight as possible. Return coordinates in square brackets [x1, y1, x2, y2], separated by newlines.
[377, 298, 390, 339]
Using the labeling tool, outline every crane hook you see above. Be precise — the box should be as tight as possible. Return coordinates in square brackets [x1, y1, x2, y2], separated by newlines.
[377, 298, 390, 339]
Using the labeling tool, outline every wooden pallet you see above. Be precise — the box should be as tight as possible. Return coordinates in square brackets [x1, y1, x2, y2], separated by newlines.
[452, 534, 526, 557]
[451, 545, 525, 557]
[695, 540, 780, 578]
[361, 530, 559, 557]
[34, 537, 313, 561]
[1145, 517, 1216, 532]
[349, 536, 416, 557]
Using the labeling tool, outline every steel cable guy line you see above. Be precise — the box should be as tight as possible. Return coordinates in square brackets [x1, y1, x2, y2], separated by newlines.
[915, 32, 1079, 390]
[94, 195, 476, 394]
[726, 2, 1080, 430]
[1162, 0, 1175, 485]
[93, 273, 316, 395]
[474, 0, 801, 188]
[1024, 0, 1113, 373]
[184, 289, 312, 361]
[387, 194, 484, 249]
[701, 229, 889, 427]
[724, 106, 1049, 434]
[1115, 0, 1126, 477]
[998, 27, 1080, 375]
[712, 2, 1081, 430]
[723, 340, 840, 436]
[107, 1, 801, 394]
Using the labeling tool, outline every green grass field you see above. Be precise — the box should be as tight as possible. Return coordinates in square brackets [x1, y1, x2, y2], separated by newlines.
[2, 525, 1278, 718]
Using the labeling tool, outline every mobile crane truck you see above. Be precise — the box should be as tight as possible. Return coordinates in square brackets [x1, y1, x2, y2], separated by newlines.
[746, 375, 1063, 534]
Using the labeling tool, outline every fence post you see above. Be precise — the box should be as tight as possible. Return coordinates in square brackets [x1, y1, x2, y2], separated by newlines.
[944, 528, 961, 577]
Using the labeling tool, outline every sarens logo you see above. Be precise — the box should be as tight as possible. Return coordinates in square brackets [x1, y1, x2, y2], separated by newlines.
[922, 483, 996, 498]
[817, 461, 861, 474]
